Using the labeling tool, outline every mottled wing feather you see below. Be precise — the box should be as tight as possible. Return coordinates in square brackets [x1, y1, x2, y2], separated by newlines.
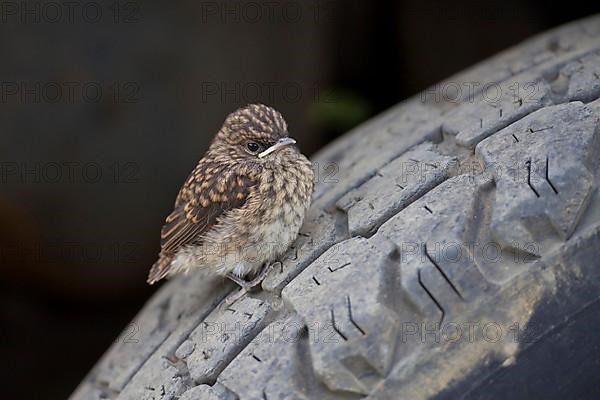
[147, 161, 255, 284]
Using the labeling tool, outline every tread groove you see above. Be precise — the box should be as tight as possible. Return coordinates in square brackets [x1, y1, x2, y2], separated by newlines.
[545, 156, 559, 194]
[417, 268, 445, 330]
[330, 307, 348, 341]
[423, 243, 465, 300]
[346, 295, 366, 335]
[328, 262, 351, 272]
[526, 159, 541, 197]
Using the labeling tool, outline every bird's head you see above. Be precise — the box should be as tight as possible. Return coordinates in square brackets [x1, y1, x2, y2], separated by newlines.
[211, 104, 299, 164]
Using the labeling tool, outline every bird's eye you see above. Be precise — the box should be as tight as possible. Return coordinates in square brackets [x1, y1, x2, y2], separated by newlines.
[246, 142, 260, 152]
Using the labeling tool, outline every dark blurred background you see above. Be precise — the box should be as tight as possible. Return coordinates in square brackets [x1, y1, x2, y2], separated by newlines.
[0, 1, 598, 399]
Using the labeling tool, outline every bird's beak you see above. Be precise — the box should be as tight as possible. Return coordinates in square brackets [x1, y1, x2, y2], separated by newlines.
[258, 137, 297, 158]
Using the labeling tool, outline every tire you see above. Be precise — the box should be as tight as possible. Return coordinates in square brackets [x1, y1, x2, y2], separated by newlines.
[72, 15, 600, 400]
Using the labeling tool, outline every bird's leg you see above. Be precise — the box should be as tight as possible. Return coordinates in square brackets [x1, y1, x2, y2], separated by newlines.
[227, 261, 277, 289]
[223, 286, 247, 306]
[224, 261, 278, 305]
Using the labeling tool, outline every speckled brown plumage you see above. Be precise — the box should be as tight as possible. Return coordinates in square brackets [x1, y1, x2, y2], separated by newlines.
[147, 104, 314, 288]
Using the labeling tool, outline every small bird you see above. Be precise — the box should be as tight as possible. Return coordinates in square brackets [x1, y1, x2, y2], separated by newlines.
[147, 104, 314, 301]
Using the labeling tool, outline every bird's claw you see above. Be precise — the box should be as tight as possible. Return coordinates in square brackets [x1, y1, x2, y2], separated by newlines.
[223, 261, 277, 305]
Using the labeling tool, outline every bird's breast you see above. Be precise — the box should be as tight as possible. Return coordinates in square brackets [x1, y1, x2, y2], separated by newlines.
[249, 161, 313, 258]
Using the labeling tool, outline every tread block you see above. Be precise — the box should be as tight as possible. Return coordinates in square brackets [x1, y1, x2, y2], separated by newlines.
[374, 175, 495, 320]
[490, 16, 600, 75]
[178, 384, 235, 400]
[562, 51, 600, 102]
[218, 316, 313, 400]
[283, 237, 401, 395]
[477, 102, 600, 252]
[442, 44, 600, 148]
[182, 297, 272, 384]
[312, 98, 449, 211]
[337, 142, 456, 236]
[442, 71, 553, 147]
[117, 356, 190, 400]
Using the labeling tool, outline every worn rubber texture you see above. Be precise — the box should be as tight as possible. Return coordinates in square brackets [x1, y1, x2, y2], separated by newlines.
[72, 16, 600, 400]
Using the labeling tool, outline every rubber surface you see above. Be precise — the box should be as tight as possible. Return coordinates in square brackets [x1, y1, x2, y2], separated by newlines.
[71, 15, 600, 400]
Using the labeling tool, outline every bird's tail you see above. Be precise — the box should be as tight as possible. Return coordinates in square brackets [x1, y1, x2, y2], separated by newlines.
[147, 254, 172, 285]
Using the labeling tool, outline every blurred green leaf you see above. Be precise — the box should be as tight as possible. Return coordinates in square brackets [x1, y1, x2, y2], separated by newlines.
[309, 88, 371, 133]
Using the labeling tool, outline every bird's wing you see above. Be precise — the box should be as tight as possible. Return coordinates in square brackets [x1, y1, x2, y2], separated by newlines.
[147, 160, 256, 284]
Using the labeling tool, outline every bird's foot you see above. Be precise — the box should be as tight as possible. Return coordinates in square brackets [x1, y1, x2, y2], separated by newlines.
[223, 287, 248, 306]
[224, 261, 278, 305]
